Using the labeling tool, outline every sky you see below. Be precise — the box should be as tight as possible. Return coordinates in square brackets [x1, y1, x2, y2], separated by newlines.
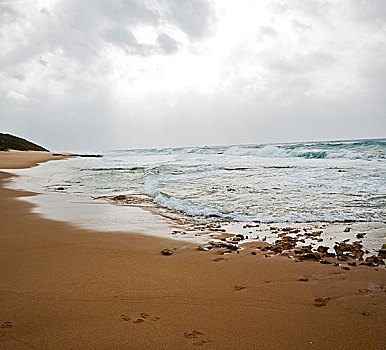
[0, 0, 385, 152]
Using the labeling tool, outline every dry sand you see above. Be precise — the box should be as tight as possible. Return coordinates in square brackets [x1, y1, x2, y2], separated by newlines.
[0, 151, 385, 349]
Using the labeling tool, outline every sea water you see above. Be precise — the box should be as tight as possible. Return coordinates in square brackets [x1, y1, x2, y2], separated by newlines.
[10, 139, 386, 224]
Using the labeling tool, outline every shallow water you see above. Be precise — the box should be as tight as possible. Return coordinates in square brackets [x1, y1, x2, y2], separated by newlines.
[18, 139, 386, 222]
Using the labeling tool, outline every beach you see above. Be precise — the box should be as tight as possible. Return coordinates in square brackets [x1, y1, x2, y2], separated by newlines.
[0, 151, 385, 349]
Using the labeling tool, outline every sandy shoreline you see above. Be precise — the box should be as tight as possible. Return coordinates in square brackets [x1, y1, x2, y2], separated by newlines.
[0, 152, 385, 349]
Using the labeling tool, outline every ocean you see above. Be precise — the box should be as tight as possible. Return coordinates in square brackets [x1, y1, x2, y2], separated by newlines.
[49, 138, 385, 223]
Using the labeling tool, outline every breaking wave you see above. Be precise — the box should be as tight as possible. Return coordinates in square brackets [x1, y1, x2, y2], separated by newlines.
[142, 176, 225, 218]
[223, 140, 385, 160]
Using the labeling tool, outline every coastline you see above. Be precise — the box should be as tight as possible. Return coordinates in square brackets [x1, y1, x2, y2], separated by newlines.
[0, 152, 385, 349]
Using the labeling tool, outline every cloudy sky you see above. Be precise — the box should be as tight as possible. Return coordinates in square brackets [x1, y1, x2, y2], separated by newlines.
[0, 0, 385, 151]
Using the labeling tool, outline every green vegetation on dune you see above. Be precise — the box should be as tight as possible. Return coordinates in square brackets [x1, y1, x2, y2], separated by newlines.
[0, 133, 49, 152]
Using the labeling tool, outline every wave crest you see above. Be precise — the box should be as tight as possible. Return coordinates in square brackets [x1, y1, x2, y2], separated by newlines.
[223, 145, 380, 159]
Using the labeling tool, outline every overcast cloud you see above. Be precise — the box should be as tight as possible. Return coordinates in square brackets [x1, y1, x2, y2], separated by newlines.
[0, 0, 385, 151]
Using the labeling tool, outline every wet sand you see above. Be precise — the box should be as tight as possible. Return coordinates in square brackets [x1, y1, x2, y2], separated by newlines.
[0, 151, 385, 349]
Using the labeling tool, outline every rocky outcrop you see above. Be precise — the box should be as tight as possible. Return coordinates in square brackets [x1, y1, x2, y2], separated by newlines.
[334, 241, 364, 260]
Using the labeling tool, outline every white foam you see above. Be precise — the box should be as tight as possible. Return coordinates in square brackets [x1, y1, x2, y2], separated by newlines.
[224, 145, 287, 157]
[142, 176, 160, 196]
[154, 192, 222, 218]
[223, 145, 377, 160]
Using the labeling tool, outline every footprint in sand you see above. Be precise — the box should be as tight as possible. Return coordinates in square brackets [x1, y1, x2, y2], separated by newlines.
[0, 322, 13, 337]
[121, 313, 160, 324]
[133, 318, 145, 324]
[233, 285, 246, 291]
[184, 331, 204, 339]
[0, 322, 13, 329]
[193, 339, 213, 346]
[358, 289, 371, 295]
[213, 257, 224, 262]
[120, 314, 131, 321]
[184, 330, 213, 346]
[314, 297, 331, 307]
